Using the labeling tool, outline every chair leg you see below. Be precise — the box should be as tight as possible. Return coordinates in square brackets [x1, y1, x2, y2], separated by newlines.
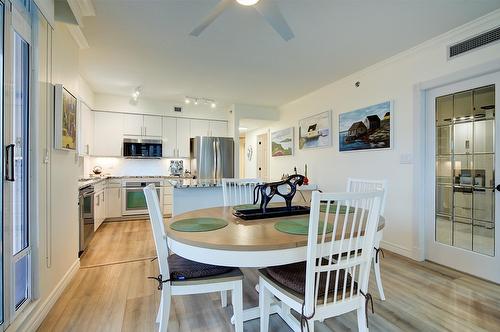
[259, 278, 271, 332]
[231, 281, 243, 332]
[158, 290, 171, 332]
[221, 290, 228, 307]
[373, 249, 386, 301]
[357, 305, 368, 332]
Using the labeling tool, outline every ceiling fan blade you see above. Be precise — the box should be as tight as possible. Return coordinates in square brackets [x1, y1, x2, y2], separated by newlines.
[254, 0, 294, 41]
[190, 0, 233, 37]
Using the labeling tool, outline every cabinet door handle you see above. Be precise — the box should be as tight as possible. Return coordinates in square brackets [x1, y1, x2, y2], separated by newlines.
[144, 126, 147, 136]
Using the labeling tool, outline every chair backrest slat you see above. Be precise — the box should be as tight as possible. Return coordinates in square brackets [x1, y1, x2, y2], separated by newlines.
[222, 178, 261, 206]
[346, 178, 387, 216]
[304, 190, 383, 315]
[144, 184, 171, 281]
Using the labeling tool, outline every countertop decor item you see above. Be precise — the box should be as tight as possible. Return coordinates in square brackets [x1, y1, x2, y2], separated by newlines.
[339, 100, 393, 152]
[92, 166, 103, 175]
[54, 84, 77, 150]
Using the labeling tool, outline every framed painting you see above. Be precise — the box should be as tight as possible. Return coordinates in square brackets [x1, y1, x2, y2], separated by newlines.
[298, 110, 332, 149]
[339, 101, 393, 152]
[271, 127, 294, 157]
[54, 84, 78, 150]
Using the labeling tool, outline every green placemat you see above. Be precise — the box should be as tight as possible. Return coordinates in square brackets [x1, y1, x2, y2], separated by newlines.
[233, 204, 259, 211]
[320, 204, 355, 214]
[170, 218, 228, 232]
[275, 218, 333, 235]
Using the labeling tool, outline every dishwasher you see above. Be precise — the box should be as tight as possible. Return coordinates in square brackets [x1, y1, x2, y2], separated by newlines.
[78, 185, 95, 256]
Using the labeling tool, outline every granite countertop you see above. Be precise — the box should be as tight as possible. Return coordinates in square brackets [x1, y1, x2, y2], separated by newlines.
[78, 175, 194, 189]
[167, 179, 222, 188]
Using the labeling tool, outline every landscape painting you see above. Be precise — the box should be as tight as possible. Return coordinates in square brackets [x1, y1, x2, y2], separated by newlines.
[271, 127, 294, 157]
[298, 111, 332, 149]
[339, 101, 392, 152]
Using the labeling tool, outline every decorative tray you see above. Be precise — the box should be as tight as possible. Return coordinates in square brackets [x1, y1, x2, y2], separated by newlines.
[233, 205, 310, 220]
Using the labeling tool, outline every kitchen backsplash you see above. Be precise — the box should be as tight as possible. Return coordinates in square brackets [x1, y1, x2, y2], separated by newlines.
[83, 156, 190, 177]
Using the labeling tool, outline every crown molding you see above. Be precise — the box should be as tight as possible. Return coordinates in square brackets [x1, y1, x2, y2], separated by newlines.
[67, 24, 90, 49]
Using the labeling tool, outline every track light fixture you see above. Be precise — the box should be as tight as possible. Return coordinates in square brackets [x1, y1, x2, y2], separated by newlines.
[184, 96, 217, 108]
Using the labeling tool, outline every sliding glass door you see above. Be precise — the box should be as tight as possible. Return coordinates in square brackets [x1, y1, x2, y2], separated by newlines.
[12, 30, 30, 313]
[0, 1, 4, 326]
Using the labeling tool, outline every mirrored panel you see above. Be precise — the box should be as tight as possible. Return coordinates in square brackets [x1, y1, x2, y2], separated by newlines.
[454, 90, 473, 120]
[454, 122, 473, 154]
[436, 94, 453, 126]
[473, 221, 494, 256]
[437, 125, 452, 155]
[453, 217, 472, 250]
[474, 85, 495, 120]
[436, 215, 452, 245]
[474, 120, 494, 153]
[473, 189, 494, 222]
[473, 154, 494, 188]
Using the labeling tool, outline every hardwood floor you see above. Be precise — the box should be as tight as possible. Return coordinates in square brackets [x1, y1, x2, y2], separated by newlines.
[38, 219, 500, 332]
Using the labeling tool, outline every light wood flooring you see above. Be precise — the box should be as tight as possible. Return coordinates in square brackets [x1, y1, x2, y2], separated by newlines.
[38, 219, 500, 331]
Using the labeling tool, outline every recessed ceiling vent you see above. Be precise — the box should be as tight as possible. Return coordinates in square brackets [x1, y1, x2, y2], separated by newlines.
[448, 26, 500, 59]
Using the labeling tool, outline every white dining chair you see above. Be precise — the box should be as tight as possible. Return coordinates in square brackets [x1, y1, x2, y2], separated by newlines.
[143, 184, 244, 332]
[222, 178, 261, 206]
[259, 190, 384, 332]
[347, 178, 387, 300]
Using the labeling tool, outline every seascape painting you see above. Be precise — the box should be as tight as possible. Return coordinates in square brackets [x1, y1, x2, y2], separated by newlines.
[298, 111, 332, 149]
[339, 101, 392, 152]
[271, 127, 294, 157]
[55, 84, 78, 150]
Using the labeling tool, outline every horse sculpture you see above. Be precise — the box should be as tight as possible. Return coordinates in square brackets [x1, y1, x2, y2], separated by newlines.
[253, 174, 305, 213]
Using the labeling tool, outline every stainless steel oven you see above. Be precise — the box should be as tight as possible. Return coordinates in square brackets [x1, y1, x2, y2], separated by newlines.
[79, 185, 95, 256]
[122, 180, 163, 216]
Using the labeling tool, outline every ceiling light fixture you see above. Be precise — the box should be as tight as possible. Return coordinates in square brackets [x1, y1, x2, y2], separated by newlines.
[184, 96, 217, 109]
[236, 0, 260, 6]
[132, 86, 142, 101]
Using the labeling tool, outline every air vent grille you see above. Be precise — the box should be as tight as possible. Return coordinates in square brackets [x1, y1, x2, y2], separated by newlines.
[449, 26, 500, 58]
[174, 106, 182, 112]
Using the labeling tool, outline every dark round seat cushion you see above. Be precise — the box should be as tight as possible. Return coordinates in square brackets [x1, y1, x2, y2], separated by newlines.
[168, 254, 235, 280]
[266, 261, 354, 296]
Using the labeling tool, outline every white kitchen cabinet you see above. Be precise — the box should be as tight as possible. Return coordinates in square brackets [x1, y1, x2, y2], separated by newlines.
[123, 113, 143, 136]
[163, 117, 177, 157]
[177, 118, 191, 158]
[94, 190, 105, 230]
[105, 187, 122, 219]
[123, 113, 162, 137]
[93, 111, 124, 156]
[209, 121, 227, 137]
[143, 115, 163, 136]
[78, 102, 94, 156]
[190, 119, 210, 137]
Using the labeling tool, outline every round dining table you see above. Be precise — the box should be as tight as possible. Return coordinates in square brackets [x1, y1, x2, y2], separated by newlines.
[165, 206, 385, 328]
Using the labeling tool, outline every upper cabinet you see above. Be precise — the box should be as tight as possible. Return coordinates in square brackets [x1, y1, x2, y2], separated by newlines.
[190, 119, 227, 137]
[78, 101, 94, 156]
[144, 115, 162, 136]
[162, 117, 177, 157]
[93, 111, 124, 156]
[190, 119, 210, 137]
[209, 121, 227, 137]
[177, 118, 191, 158]
[123, 113, 163, 137]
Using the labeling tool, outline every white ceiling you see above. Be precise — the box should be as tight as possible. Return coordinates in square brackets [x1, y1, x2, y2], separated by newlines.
[79, 0, 500, 107]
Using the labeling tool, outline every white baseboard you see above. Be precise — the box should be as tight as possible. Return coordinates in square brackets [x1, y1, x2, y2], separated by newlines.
[18, 259, 80, 332]
[380, 240, 419, 260]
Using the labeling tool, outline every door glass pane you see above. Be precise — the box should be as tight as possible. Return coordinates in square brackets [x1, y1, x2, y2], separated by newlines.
[435, 85, 495, 256]
[13, 33, 29, 255]
[474, 85, 495, 120]
[126, 191, 147, 209]
[14, 255, 29, 309]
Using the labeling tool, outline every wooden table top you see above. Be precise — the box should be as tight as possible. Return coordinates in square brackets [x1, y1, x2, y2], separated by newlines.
[165, 206, 385, 251]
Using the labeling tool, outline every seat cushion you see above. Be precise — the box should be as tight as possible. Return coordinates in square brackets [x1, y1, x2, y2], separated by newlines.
[168, 254, 235, 281]
[265, 261, 355, 296]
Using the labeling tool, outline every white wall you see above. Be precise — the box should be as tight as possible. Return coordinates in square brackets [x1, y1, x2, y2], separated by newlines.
[246, 10, 500, 260]
[93, 93, 229, 120]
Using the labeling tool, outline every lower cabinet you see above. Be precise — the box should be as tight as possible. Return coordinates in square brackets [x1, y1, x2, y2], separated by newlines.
[94, 190, 106, 231]
[106, 187, 122, 219]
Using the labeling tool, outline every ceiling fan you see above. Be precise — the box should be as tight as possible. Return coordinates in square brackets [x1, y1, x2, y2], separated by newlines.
[190, 0, 294, 41]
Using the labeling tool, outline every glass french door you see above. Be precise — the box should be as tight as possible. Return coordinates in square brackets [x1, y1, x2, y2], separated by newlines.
[426, 71, 500, 283]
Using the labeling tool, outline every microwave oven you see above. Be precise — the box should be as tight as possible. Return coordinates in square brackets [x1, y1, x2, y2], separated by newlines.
[123, 138, 162, 158]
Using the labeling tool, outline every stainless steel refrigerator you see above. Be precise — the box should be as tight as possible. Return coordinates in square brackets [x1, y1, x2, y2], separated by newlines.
[190, 137, 234, 180]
